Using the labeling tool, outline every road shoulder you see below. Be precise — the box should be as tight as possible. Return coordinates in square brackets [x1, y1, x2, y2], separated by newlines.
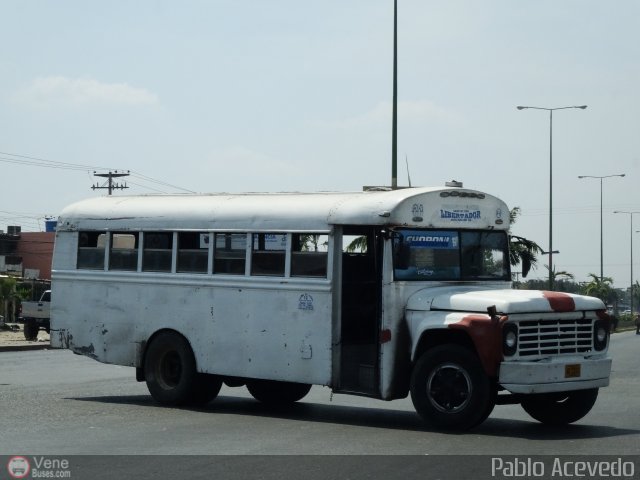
[0, 324, 50, 352]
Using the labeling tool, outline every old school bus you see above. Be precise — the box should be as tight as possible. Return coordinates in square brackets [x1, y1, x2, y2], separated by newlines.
[50, 185, 612, 430]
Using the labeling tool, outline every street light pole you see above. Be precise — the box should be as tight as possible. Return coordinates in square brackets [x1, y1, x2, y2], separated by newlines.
[578, 174, 625, 280]
[517, 105, 587, 290]
[391, 0, 398, 190]
[615, 211, 640, 314]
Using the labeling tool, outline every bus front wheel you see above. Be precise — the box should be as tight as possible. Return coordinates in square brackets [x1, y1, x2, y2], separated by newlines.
[247, 379, 312, 405]
[410, 345, 494, 431]
[144, 332, 222, 406]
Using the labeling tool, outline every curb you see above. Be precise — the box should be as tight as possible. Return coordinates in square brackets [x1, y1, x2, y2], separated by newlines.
[0, 343, 51, 353]
[1, 323, 51, 352]
[613, 327, 637, 334]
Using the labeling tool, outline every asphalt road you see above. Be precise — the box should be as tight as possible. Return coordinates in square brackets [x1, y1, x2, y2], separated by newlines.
[1, 331, 639, 478]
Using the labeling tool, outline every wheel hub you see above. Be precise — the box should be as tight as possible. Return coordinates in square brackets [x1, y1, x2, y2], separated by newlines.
[426, 362, 472, 413]
[158, 350, 182, 388]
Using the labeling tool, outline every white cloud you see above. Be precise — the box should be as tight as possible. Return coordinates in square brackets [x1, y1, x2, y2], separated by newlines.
[12, 76, 159, 108]
[316, 100, 463, 129]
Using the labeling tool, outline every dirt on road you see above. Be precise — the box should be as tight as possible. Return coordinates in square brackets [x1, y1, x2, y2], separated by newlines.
[0, 325, 50, 348]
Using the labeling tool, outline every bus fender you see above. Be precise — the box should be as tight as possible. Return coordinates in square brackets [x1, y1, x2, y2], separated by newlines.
[447, 314, 507, 377]
[409, 311, 506, 377]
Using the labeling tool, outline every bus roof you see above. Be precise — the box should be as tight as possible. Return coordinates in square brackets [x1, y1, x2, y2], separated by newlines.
[56, 186, 510, 232]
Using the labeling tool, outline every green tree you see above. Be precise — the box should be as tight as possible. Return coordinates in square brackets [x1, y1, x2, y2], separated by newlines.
[629, 281, 640, 312]
[545, 265, 574, 283]
[509, 207, 543, 278]
[0, 277, 20, 323]
[582, 274, 618, 305]
[519, 276, 583, 293]
[298, 234, 326, 252]
[346, 236, 367, 253]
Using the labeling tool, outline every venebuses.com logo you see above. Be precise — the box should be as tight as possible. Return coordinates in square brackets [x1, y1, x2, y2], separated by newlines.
[7, 456, 30, 479]
[6, 455, 71, 478]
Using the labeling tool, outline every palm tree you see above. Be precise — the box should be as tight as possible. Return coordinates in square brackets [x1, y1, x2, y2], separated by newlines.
[545, 265, 575, 283]
[582, 273, 617, 305]
[346, 236, 368, 253]
[540, 266, 576, 292]
[509, 207, 543, 278]
[298, 234, 324, 252]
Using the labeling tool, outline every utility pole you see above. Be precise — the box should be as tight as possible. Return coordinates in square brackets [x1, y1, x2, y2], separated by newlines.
[391, 0, 398, 190]
[92, 170, 130, 195]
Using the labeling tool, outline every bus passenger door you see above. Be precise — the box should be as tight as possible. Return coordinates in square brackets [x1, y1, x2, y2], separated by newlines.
[338, 227, 382, 396]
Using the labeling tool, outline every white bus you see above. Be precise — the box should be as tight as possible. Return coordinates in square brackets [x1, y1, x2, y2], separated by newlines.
[50, 185, 612, 430]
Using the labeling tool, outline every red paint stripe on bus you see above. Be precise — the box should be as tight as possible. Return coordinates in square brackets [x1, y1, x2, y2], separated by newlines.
[542, 291, 575, 312]
[449, 314, 507, 377]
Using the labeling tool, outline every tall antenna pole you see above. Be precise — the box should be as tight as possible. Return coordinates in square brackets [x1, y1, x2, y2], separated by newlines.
[405, 154, 412, 187]
[391, 0, 398, 190]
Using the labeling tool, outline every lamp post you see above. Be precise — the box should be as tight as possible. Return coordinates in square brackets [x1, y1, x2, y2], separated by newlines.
[391, 0, 398, 189]
[578, 174, 625, 280]
[517, 105, 587, 290]
[614, 211, 640, 314]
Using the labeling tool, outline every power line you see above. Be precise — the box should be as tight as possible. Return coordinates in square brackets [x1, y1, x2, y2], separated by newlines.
[127, 180, 168, 194]
[0, 150, 106, 171]
[0, 150, 196, 193]
[129, 171, 196, 193]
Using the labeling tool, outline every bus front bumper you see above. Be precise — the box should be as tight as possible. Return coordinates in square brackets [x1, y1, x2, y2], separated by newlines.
[498, 356, 612, 394]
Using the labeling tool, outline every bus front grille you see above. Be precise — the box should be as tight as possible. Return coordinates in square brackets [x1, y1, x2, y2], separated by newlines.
[517, 318, 594, 357]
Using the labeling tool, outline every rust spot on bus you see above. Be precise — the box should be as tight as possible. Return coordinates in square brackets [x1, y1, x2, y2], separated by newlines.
[448, 314, 507, 377]
[542, 291, 575, 312]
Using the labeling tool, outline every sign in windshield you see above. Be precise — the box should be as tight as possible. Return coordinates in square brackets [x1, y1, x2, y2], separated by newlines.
[393, 229, 510, 281]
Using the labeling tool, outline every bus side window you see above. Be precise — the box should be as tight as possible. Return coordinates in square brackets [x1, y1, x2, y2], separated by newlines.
[77, 231, 106, 269]
[251, 233, 286, 276]
[214, 233, 246, 275]
[291, 234, 328, 278]
[177, 232, 208, 273]
[109, 232, 139, 271]
[142, 232, 173, 272]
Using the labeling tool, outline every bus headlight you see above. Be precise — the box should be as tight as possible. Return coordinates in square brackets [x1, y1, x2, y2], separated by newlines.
[594, 320, 608, 351]
[502, 323, 518, 356]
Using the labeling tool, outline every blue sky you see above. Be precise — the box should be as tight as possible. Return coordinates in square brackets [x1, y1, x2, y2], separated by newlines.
[1, 1, 640, 288]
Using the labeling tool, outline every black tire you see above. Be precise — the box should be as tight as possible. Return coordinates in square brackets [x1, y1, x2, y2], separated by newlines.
[247, 379, 312, 405]
[23, 322, 39, 341]
[473, 382, 497, 428]
[191, 373, 224, 406]
[410, 345, 494, 431]
[521, 388, 599, 426]
[144, 332, 222, 406]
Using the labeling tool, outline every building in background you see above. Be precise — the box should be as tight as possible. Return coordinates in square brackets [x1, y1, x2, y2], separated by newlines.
[16, 232, 55, 280]
[0, 226, 21, 275]
[0, 225, 55, 280]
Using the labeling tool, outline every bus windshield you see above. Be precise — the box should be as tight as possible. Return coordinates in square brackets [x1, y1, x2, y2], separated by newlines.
[392, 229, 510, 281]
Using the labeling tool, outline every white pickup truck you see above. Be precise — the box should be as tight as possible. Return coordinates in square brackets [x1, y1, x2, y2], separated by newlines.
[20, 290, 51, 341]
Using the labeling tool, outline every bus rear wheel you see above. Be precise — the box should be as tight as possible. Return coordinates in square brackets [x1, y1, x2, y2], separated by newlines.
[410, 345, 494, 431]
[521, 388, 599, 425]
[247, 379, 312, 405]
[144, 332, 222, 406]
